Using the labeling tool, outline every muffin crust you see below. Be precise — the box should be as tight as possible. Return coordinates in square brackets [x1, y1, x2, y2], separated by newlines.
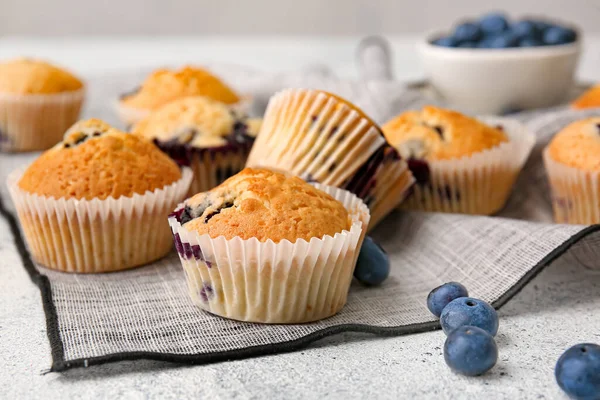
[547, 118, 600, 171]
[0, 58, 83, 94]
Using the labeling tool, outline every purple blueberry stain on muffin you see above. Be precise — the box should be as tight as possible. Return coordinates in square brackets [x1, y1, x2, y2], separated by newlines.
[553, 196, 573, 210]
[407, 158, 431, 185]
[0, 127, 12, 150]
[199, 283, 215, 302]
[204, 201, 234, 223]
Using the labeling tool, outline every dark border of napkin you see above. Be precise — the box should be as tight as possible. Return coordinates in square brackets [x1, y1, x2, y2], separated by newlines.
[1, 194, 599, 373]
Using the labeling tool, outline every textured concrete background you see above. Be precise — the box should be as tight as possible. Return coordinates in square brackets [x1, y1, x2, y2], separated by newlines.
[1, 0, 600, 36]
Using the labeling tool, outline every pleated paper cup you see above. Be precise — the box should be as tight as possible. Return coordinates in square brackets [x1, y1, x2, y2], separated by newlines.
[155, 141, 254, 195]
[246, 88, 414, 229]
[6, 168, 193, 273]
[401, 117, 535, 215]
[168, 183, 370, 324]
[0, 89, 85, 152]
[543, 149, 600, 225]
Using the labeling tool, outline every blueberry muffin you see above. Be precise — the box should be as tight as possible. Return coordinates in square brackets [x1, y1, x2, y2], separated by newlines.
[117, 66, 243, 125]
[383, 106, 534, 215]
[7, 119, 192, 273]
[572, 85, 600, 110]
[0, 58, 85, 152]
[246, 88, 414, 229]
[543, 118, 600, 224]
[131, 96, 260, 194]
[169, 168, 370, 323]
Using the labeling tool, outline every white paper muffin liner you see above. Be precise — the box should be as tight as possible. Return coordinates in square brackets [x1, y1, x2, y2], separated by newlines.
[0, 89, 85, 152]
[543, 149, 600, 225]
[401, 117, 535, 215]
[6, 167, 193, 273]
[246, 88, 414, 229]
[168, 183, 370, 324]
[116, 96, 252, 127]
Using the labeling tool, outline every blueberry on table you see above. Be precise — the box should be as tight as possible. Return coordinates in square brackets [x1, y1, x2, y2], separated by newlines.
[440, 297, 499, 336]
[426, 282, 469, 318]
[512, 20, 540, 40]
[543, 26, 577, 45]
[454, 22, 482, 43]
[479, 13, 510, 35]
[433, 36, 459, 47]
[555, 343, 600, 400]
[354, 236, 390, 286]
[444, 326, 498, 376]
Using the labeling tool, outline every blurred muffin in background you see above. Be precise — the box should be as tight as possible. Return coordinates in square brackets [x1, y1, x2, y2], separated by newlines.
[131, 96, 260, 194]
[543, 117, 600, 224]
[571, 85, 600, 109]
[0, 58, 85, 152]
[383, 106, 534, 215]
[117, 66, 244, 125]
[246, 88, 414, 229]
[7, 118, 192, 273]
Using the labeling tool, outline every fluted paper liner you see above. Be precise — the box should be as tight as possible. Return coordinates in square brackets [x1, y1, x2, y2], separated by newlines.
[0, 89, 85, 152]
[402, 117, 535, 215]
[246, 88, 414, 229]
[168, 183, 370, 324]
[6, 168, 193, 273]
[543, 149, 600, 225]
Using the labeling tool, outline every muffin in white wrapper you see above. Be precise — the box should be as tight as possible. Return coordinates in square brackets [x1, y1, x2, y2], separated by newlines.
[246, 88, 414, 229]
[169, 183, 370, 324]
[399, 117, 535, 215]
[7, 167, 193, 273]
[0, 89, 85, 152]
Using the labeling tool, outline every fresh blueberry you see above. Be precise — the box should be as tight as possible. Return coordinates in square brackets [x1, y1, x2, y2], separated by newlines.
[440, 297, 499, 336]
[427, 282, 469, 318]
[454, 22, 482, 43]
[518, 37, 543, 47]
[457, 41, 478, 48]
[555, 343, 600, 400]
[488, 32, 519, 48]
[444, 326, 498, 376]
[543, 26, 577, 45]
[354, 236, 390, 286]
[433, 36, 459, 47]
[535, 20, 552, 33]
[479, 13, 510, 35]
[512, 20, 540, 40]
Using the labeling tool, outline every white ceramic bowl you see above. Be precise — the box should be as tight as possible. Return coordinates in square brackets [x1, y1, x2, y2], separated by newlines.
[417, 34, 581, 114]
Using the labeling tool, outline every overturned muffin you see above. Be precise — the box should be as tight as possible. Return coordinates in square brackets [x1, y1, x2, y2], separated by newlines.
[132, 96, 260, 194]
[8, 118, 192, 273]
[117, 66, 242, 125]
[544, 117, 600, 224]
[383, 106, 534, 215]
[169, 168, 370, 323]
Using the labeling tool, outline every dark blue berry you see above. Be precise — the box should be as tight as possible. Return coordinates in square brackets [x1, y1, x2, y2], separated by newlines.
[457, 41, 478, 48]
[444, 326, 498, 376]
[454, 22, 482, 43]
[433, 36, 459, 48]
[440, 297, 499, 336]
[543, 26, 577, 45]
[479, 13, 510, 35]
[488, 32, 519, 48]
[427, 282, 469, 318]
[512, 20, 540, 40]
[535, 21, 552, 33]
[354, 236, 390, 286]
[518, 37, 543, 47]
[555, 343, 600, 400]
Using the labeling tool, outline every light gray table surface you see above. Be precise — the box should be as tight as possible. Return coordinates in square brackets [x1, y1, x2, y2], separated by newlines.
[1, 37, 600, 400]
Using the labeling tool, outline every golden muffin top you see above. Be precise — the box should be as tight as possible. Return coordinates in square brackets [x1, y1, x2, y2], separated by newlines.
[547, 118, 600, 171]
[178, 168, 351, 243]
[0, 58, 83, 94]
[131, 96, 261, 148]
[571, 85, 600, 110]
[382, 106, 508, 161]
[18, 119, 182, 200]
[120, 66, 240, 110]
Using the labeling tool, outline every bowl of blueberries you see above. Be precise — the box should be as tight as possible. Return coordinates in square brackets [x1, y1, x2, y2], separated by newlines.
[418, 12, 581, 114]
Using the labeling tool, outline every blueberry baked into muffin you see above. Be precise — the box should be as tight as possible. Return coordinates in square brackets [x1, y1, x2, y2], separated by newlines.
[0, 58, 85, 152]
[543, 118, 600, 224]
[117, 66, 243, 125]
[246, 88, 414, 229]
[7, 118, 192, 273]
[132, 96, 261, 194]
[383, 106, 534, 215]
[169, 168, 370, 323]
